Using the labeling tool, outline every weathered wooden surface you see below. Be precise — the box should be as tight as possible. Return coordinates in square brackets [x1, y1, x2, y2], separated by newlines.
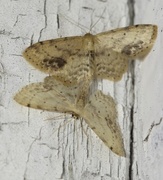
[0, 0, 161, 179]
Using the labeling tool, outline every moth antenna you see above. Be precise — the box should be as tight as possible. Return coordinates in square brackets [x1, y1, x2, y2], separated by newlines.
[48, 116, 88, 148]
[59, 13, 89, 33]
[90, 8, 106, 33]
[44, 113, 69, 121]
[48, 115, 73, 138]
[79, 118, 89, 137]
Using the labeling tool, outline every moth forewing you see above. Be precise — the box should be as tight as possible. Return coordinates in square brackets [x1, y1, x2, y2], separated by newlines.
[96, 24, 157, 59]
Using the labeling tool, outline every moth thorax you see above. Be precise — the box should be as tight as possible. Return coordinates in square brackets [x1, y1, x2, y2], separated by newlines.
[83, 33, 95, 51]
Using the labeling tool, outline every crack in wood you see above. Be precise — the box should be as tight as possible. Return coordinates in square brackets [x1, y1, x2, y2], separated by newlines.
[129, 106, 134, 180]
[38, 0, 47, 42]
[127, 1, 135, 179]
[144, 118, 163, 142]
[57, 14, 60, 29]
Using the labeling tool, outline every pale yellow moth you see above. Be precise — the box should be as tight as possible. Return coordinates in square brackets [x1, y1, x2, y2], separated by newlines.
[14, 77, 125, 156]
[23, 24, 157, 85]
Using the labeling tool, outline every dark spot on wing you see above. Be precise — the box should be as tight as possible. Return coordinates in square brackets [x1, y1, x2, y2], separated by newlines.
[42, 57, 67, 70]
[121, 40, 144, 56]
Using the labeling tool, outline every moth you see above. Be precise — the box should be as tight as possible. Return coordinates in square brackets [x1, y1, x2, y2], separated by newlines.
[23, 24, 157, 85]
[14, 77, 125, 156]
[15, 24, 157, 156]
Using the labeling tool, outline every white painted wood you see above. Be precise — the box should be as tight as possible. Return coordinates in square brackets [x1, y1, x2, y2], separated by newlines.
[1, 0, 159, 179]
[133, 0, 163, 180]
